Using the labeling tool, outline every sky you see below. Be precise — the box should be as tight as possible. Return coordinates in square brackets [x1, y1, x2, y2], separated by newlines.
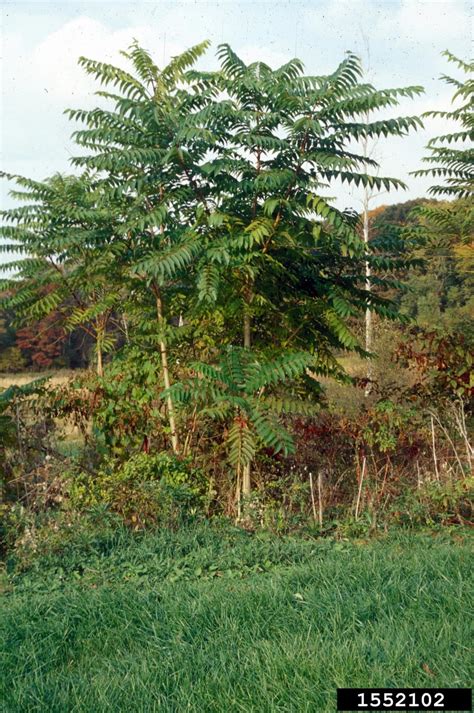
[1, 0, 472, 236]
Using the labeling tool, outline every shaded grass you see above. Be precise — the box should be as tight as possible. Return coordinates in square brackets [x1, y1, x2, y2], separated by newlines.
[1, 526, 473, 712]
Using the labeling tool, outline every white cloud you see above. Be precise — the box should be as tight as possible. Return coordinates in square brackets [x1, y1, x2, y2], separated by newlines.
[238, 45, 290, 68]
[398, 0, 469, 42]
[1, 0, 470, 217]
[302, 0, 470, 50]
[29, 17, 182, 102]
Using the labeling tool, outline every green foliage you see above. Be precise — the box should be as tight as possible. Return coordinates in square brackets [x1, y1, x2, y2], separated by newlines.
[0, 346, 28, 373]
[0, 172, 123, 376]
[2, 40, 452, 521]
[167, 346, 319, 471]
[188, 47, 422, 362]
[363, 400, 418, 453]
[0, 503, 122, 568]
[412, 51, 473, 198]
[372, 198, 473, 335]
[92, 348, 166, 455]
[393, 477, 473, 527]
[3, 42, 424, 355]
[67, 453, 205, 528]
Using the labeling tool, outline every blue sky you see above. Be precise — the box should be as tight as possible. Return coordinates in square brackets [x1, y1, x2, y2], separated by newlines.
[1, 0, 471, 227]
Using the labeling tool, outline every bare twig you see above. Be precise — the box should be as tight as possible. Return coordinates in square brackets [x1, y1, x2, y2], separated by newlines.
[309, 471, 318, 525]
[355, 456, 367, 520]
[416, 460, 422, 489]
[451, 400, 473, 471]
[317, 471, 324, 532]
[430, 415, 440, 481]
[429, 410, 465, 476]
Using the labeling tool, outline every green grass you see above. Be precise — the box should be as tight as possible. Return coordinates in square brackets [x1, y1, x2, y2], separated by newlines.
[1, 525, 473, 712]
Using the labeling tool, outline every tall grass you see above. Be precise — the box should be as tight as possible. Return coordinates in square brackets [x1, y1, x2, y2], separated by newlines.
[1, 527, 472, 712]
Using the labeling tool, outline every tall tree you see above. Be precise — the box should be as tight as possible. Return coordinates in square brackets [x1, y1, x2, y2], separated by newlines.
[65, 41, 216, 452]
[188, 47, 423, 495]
[2, 43, 424, 499]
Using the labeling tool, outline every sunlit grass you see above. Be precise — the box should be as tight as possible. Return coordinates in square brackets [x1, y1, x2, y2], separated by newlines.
[1, 526, 472, 712]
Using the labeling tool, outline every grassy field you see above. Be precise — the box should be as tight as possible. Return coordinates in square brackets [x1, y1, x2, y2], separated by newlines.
[1, 525, 472, 712]
[0, 370, 77, 389]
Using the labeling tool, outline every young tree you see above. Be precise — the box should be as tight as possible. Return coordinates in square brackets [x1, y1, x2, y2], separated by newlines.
[0, 172, 122, 376]
[188, 47, 423, 495]
[65, 41, 216, 452]
[166, 347, 317, 514]
[2, 43, 424, 499]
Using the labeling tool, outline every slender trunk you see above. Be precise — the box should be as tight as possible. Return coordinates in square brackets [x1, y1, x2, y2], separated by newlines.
[241, 286, 252, 497]
[182, 406, 197, 458]
[122, 313, 130, 344]
[242, 462, 251, 498]
[155, 287, 179, 454]
[309, 472, 317, 524]
[317, 471, 324, 532]
[96, 321, 104, 377]
[236, 464, 242, 519]
[355, 455, 367, 520]
[149, 190, 179, 454]
[241, 117, 262, 497]
[96, 344, 103, 378]
[241, 315, 251, 497]
[430, 415, 440, 481]
[243, 313, 251, 349]
[363, 188, 373, 397]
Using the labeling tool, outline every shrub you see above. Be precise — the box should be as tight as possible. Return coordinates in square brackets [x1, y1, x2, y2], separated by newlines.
[391, 476, 473, 528]
[2, 504, 123, 571]
[68, 453, 207, 528]
[0, 346, 27, 373]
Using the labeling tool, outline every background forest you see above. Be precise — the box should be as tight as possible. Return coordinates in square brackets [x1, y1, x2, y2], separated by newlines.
[0, 44, 472, 561]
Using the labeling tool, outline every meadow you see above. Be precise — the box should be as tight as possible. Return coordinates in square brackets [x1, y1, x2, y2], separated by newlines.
[1, 525, 472, 712]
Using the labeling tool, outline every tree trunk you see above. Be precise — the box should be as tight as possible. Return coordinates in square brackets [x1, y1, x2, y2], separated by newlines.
[243, 313, 251, 349]
[241, 128, 262, 499]
[242, 462, 251, 497]
[122, 313, 130, 344]
[242, 305, 252, 498]
[96, 344, 103, 378]
[96, 320, 104, 377]
[363, 188, 373, 397]
[155, 288, 179, 454]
